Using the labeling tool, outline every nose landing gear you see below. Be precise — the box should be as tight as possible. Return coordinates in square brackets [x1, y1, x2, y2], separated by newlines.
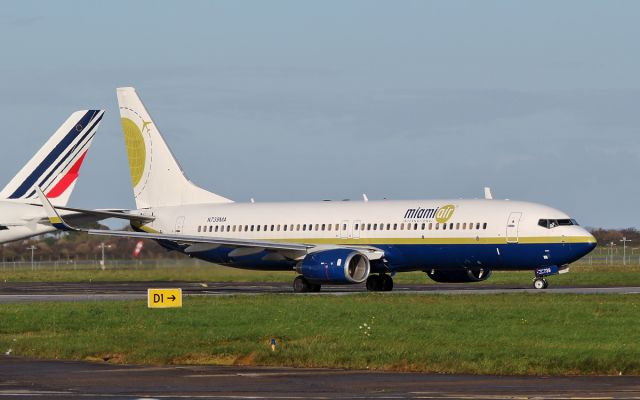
[533, 278, 548, 289]
[532, 265, 569, 289]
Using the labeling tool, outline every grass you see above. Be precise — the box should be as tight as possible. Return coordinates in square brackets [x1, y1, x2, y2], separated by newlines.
[1, 293, 639, 375]
[1, 260, 640, 288]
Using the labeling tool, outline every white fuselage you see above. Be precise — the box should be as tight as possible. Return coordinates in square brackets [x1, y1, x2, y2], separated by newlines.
[136, 198, 596, 272]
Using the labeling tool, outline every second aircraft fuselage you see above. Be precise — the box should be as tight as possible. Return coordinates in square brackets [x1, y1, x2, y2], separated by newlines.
[136, 198, 597, 273]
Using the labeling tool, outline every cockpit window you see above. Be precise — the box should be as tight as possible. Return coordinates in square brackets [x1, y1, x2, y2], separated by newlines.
[538, 219, 579, 229]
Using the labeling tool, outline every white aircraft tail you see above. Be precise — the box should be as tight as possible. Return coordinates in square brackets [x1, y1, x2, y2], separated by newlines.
[117, 87, 233, 209]
[0, 110, 104, 207]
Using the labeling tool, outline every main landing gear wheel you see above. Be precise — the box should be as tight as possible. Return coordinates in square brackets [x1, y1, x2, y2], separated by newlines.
[293, 276, 321, 293]
[533, 278, 548, 290]
[381, 274, 394, 291]
[366, 274, 394, 292]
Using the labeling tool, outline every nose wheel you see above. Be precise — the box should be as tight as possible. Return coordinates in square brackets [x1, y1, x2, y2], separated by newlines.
[533, 277, 548, 290]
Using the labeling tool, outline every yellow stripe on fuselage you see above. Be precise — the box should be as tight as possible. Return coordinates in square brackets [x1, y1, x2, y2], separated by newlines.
[269, 236, 596, 246]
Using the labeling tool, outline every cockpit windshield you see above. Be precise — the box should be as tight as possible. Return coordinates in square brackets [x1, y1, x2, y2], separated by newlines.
[538, 219, 579, 229]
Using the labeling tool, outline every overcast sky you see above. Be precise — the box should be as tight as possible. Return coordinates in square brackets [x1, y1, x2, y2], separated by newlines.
[0, 1, 638, 228]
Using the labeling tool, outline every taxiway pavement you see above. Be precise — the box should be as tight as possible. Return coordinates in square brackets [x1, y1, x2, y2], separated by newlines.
[1, 356, 639, 399]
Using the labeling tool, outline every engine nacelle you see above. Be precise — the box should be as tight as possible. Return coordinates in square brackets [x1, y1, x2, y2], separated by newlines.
[296, 249, 370, 284]
[426, 268, 492, 283]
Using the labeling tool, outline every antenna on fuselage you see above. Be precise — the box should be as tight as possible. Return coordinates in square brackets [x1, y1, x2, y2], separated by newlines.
[250, 198, 255, 203]
[484, 187, 493, 200]
[363, 193, 369, 202]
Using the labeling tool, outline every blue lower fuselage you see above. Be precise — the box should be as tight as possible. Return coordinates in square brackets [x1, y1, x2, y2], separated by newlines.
[179, 241, 597, 273]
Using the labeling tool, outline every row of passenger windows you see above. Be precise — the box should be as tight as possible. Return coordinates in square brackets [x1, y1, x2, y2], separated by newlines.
[197, 222, 489, 233]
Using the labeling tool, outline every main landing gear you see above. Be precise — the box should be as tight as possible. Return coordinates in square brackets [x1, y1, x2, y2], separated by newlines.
[293, 275, 321, 293]
[366, 274, 394, 292]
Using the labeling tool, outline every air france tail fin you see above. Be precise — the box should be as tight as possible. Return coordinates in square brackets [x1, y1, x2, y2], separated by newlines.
[0, 110, 104, 207]
[116, 87, 233, 208]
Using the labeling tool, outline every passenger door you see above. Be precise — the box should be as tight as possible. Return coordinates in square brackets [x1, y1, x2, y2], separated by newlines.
[506, 212, 522, 243]
[353, 220, 361, 239]
[340, 220, 349, 239]
[174, 216, 185, 234]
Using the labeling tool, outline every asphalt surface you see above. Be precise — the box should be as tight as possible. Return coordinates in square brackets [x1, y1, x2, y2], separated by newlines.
[1, 281, 640, 303]
[1, 356, 639, 399]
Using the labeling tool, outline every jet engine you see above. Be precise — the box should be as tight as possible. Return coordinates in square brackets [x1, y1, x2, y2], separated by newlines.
[425, 268, 492, 283]
[296, 249, 370, 284]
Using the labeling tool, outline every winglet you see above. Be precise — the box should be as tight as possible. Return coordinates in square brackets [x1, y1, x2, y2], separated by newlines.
[36, 186, 77, 232]
[484, 187, 493, 200]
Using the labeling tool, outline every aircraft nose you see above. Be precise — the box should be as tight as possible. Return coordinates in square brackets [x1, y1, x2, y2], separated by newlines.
[580, 228, 598, 253]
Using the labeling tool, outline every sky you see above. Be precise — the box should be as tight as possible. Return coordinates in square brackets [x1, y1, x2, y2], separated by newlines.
[0, 1, 637, 228]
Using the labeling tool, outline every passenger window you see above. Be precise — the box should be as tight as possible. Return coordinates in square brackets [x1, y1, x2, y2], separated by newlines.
[435, 223, 439, 230]
[354, 224, 359, 230]
[284, 225, 288, 231]
[271, 225, 275, 231]
[321, 223, 326, 231]
[483, 223, 487, 230]
[400, 223, 405, 230]
[421, 223, 425, 230]
[476, 223, 480, 229]
[227, 225, 231, 232]
[251, 225, 255, 232]
[414, 223, 418, 230]
[198, 226, 201, 233]
[373, 224, 377, 230]
[277, 225, 281, 231]
[214, 226, 218, 232]
[393, 223, 398, 230]
[449, 223, 453, 230]
[462, 223, 466, 229]
[443, 223, 447, 230]
[328, 224, 332, 231]
[343, 224, 347, 230]
[257, 225, 261, 231]
[428, 223, 433, 230]
[379, 223, 384, 231]
[335, 224, 339, 231]
[302, 224, 306, 231]
[456, 223, 460, 230]
[386, 223, 391, 230]
[367, 223, 371, 230]
[297, 224, 301, 231]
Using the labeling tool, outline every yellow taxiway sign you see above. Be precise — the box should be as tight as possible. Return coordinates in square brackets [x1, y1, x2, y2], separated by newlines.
[147, 288, 182, 308]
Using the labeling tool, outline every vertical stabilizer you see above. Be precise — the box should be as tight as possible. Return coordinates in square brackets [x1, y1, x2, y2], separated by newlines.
[0, 110, 104, 207]
[117, 87, 233, 208]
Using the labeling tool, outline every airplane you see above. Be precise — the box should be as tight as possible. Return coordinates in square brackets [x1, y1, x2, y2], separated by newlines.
[0, 110, 112, 243]
[39, 87, 597, 291]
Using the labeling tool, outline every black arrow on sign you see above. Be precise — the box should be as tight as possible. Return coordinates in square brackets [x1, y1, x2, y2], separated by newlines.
[168, 295, 176, 302]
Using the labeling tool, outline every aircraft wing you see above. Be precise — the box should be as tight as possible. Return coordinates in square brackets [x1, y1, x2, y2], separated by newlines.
[30, 204, 155, 224]
[36, 187, 384, 260]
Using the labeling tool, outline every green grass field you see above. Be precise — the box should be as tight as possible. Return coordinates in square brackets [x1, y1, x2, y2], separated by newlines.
[1, 293, 639, 375]
[1, 260, 640, 288]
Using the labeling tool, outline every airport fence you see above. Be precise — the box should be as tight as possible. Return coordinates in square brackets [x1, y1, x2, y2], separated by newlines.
[0, 258, 209, 272]
[1, 255, 639, 272]
[581, 246, 640, 266]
